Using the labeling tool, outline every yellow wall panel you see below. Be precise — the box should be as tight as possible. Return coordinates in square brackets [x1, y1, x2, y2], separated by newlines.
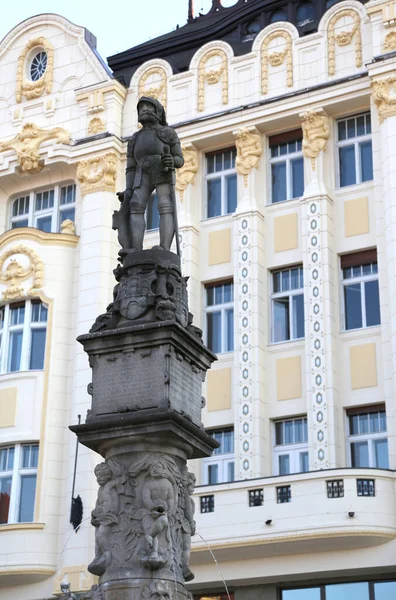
[274, 213, 298, 253]
[0, 387, 17, 428]
[208, 228, 232, 266]
[350, 343, 378, 389]
[276, 356, 302, 400]
[207, 368, 232, 411]
[344, 197, 369, 237]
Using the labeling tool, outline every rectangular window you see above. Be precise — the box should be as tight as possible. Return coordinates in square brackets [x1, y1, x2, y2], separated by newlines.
[327, 480, 344, 498]
[269, 132, 304, 203]
[0, 300, 48, 374]
[205, 148, 237, 218]
[283, 581, 396, 600]
[203, 428, 234, 485]
[273, 417, 308, 475]
[337, 113, 373, 187]
[347, 406, 389, 469]
[248, 489, 264, 507]
[200, 495, 215, 513]
[205, 282, 234, 353]
[277, 485, 291, 503]
[341, 253, 380, 330]
[9, 183, 76, 233]
[272, 266, 304, 342]
[0, 444, 38, 524]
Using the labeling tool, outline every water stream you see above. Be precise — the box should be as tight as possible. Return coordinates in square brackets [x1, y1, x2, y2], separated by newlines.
[195, 531, 232, 600]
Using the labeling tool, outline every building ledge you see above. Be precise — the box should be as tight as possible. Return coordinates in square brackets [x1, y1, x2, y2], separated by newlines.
[0, 522, 45, 533]
[0, 227, 79, 248]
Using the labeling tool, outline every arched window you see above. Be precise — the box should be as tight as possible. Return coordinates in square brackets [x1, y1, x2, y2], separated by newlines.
[269, 9, 287, 24]
[0, 300, 47, 373]
[9, 184, 76, 233]
[245, 19, 261, 35]
[296, 1, 315, 25]
[146, 192, 160, 231]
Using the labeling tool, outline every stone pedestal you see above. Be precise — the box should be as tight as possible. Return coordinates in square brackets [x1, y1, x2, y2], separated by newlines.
[70, 249, 217, 600]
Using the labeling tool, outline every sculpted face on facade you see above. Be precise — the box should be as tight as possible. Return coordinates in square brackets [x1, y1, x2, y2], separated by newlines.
[139, 66, 168, 111]
[301, 109, 330, 170]
[328, 9, 362, 76]
[198, 49, 229, 112]
[76, 153, 118, 195]
[175, 144, 198, 201]
[261, 31, 293, 95]
[372, 76, 396, 123]
[235, 127, 263, 187]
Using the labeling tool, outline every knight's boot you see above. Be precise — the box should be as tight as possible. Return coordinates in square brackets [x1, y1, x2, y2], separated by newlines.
[159, 213, 174, 251]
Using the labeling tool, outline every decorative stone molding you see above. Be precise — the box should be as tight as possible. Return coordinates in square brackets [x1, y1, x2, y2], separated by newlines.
[235, 127, 263, 187]
[261, 31, 293, 95]
[138, 67, 168, 111]
[76, 153, 118, 196]
[198, 49, 228, 112]
[300, 109, 330, 170]
[175, 144, 198, 202]
[60, 219, 76, 235]
[372, 76, 396, 123]
[88, 117, 106, 135]
[53, 565, 94, 595]
[384, 30, 396, 52]
[0, 122, 71, 173]
[16, 37, 53, 103]
[0, 228, 78, 248]
[0, 245, 43, 301]
[328, 10, 362, 76]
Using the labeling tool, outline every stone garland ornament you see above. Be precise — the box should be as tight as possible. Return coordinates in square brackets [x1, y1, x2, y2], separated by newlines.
[261, 31, 293, 95]
[0, 122, 71, 174]
[139, 67, 168, 111]
[198, 49, 229, 112]
[0, 245, 43, 301]
[301, 109, 330, 170]
[175, 144, 199, 202]
[372, 76, 396, 123]
[88, 117, 106, 136]
[16, 37, 54, 103]
[235, 127, 263, 187]
[76, 153, 118, 196]
[384, 30, 396, 53]
[328, 10, 362, 76]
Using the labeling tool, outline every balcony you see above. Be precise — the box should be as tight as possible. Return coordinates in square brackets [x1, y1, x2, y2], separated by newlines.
[191, 468, 396, 566]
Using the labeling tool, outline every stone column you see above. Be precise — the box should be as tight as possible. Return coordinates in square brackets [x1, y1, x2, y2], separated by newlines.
[233, 127, 267, 479]
[371, 67, 396, 468]
[300, 109, 339, 470]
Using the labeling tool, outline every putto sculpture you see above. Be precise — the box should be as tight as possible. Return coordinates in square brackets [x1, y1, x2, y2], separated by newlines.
[72, 97, 217, 600]
[114, 96, 184, 254]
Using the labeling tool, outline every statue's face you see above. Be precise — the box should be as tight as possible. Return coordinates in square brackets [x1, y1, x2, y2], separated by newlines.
[138, 101, 159, 126]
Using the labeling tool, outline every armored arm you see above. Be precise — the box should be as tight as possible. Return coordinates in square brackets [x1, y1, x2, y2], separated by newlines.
[126, 138, 137, 194]
[171, 135, 184, 170]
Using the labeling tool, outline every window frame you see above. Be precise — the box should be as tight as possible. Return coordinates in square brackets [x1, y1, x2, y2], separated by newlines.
[204, 148, 237, 219]
[269, 137, 304, 204]
[0, 300, 48, 374]
[340, 261, 380, 331]
[346, 407, 389, 469]
[271, 266, 305, 343]
[0, 443, 39, 524]
[273, 416, 309, 476]
[204, 281, 234, 354]
[9, 182, 76, 233]
[336, 112, 373, 189]
[203, 428, 235, 485]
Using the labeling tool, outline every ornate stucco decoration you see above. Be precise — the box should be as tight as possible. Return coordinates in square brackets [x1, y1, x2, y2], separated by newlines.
[198, 49, 229, 112]
[76, 153, 118, 196]
[384, 30, 396, 52]
[0, 245, 43, 301]
[328, 10, 362, 76]
[0, 122, 71, 174]
[60, 219, 76, 235]
[138, 67, 168, 111]
[175, 144, 198, 202]
[372, 76, 396, 123]
[235, 127, 263, 187]
[88, 117, 106, 136]
[16, 37, 54, 103]
[301, 109, 330, 170]
[261, 31, 293, 95]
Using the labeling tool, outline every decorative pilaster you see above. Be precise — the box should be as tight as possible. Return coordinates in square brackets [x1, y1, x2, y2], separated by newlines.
[300, 108, 330, 196]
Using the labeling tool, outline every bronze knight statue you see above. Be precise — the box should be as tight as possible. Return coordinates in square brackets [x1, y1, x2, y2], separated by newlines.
[114, 97, 184, 253]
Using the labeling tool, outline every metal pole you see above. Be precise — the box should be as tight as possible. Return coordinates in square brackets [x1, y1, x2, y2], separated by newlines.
[163, 145, 181, 256]
[70, 414, 81, 507]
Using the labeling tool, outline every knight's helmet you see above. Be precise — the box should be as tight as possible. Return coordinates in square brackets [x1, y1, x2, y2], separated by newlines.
[137, 96, 168, 126]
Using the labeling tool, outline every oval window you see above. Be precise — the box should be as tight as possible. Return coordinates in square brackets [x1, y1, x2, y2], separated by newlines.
[30, 51, 48, 82]
[269, 9, 287, 24]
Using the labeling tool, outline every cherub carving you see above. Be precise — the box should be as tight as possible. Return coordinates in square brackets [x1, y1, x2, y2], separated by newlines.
[88, 462, 120, 576]
[178, 471, 196, 581]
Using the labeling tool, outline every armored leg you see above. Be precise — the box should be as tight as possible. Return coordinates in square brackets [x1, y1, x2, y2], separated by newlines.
[129, 180, 153, 251]
[157, 183, 174, 252]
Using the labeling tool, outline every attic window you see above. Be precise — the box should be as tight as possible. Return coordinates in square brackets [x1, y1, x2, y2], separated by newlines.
[269, 9, 287, 24]
[296, 1, 315, 26]
[245, 19, 261, 35]
[30, 51, 47, 82]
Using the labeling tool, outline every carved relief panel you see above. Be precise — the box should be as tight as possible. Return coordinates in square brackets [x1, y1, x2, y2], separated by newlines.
[138, 67, 168, 111]
[198, 49, 229, 112]
[261, 31, 293, 96]
[0, 245, 43, 301]
[16, 37, 54, 103]
[328, 10, 362, 77]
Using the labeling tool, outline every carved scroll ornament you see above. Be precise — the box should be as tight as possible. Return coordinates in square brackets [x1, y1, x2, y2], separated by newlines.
[301, 109, 330, 170]
[0, 122, 71, 174]
[384, 31, 396, 53]
[261, 31, 293, 95]
[175, 144, 199, 201]
[328, 10, 362, 76]
[138, 67, 168, 111]
[88, 117, 106, 136]
[235, 127, 263, 187]
[198, 49, 229, 112]
[0, 245, 43, 301]
[76, 153, 117, 196]
[16, 37, 54, 103]
[372, 76, 396, 123]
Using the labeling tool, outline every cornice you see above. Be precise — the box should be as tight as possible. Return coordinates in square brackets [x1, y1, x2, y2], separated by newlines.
[0, 227, 79, 248]
[0, 522, 45, 533]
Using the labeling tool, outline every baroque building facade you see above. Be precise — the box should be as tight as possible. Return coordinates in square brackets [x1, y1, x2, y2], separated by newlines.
[0, 1, 396, 599]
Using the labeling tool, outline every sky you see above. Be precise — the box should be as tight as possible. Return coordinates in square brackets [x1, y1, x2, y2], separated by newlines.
[0, 0, 239, 61]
